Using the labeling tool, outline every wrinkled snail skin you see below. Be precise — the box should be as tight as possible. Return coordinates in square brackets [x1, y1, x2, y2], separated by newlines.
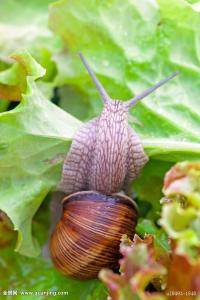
[50, 53, 179, 280]
[50, 191, 137, 280]
[59, 98, 148, 196]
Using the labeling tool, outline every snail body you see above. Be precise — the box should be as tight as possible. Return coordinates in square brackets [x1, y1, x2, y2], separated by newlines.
[50, 53, 179, 280]
[60, 101, 147, 196]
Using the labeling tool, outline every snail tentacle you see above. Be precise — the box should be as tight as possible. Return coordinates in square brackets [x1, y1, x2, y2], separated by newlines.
[79, 52, 110, 104]
[125, 71, 180, 108]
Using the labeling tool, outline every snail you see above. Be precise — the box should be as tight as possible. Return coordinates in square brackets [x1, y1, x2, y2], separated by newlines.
[49, 53, 179, 280]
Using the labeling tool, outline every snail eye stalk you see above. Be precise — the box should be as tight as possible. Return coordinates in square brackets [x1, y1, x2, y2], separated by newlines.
[79, 52, 110, 104]
[125, 71, 180, 109]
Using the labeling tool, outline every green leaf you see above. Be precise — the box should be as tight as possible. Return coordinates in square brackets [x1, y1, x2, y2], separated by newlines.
[133, 160, 172, 220]
[163, 161, 200, 208]
[59, 86, 95, 122]
[159, 202, 200, 258]
[160, 162, 200, 258]
[0, 50, 45, 100]
[0, 100, 9, 113]
[0, 0, 62, 85]
[136, 219, 170, 253]
[49, 0, 200, 161]
[160, 203, 197, 239]
[0, 50, 81, 257]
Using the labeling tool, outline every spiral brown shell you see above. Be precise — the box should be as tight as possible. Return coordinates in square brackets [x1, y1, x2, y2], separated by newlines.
[49, 191, 137, 280]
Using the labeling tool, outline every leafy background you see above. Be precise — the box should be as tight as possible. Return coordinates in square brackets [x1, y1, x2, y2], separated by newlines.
[0, 0, 200, 299]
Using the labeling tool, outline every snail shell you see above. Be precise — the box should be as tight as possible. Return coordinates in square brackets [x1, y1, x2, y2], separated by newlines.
[49, 191, 137, 280]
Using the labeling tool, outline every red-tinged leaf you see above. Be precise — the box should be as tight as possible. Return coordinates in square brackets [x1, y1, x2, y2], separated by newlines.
[99, 235, 167, 300]
[0, 211, 15, 247]
[165, 245, 200, 300]
[163, 162, 200, 208]
[0, 50, 45, 101]
[161, 162, 200, 258]
[0, 63, 25, 101]
[122, 235, 169, 292]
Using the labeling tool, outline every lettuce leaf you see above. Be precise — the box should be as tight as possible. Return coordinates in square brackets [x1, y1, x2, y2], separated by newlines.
[160, 162, 200, 258]
[49, 0, 200, 161]
[0, 50, 81, 257]
[100, 235, 167, 300]
[0, 0, 61, 82]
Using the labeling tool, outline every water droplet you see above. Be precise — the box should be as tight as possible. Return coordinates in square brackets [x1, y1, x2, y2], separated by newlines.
[103, 60, 109, 67]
